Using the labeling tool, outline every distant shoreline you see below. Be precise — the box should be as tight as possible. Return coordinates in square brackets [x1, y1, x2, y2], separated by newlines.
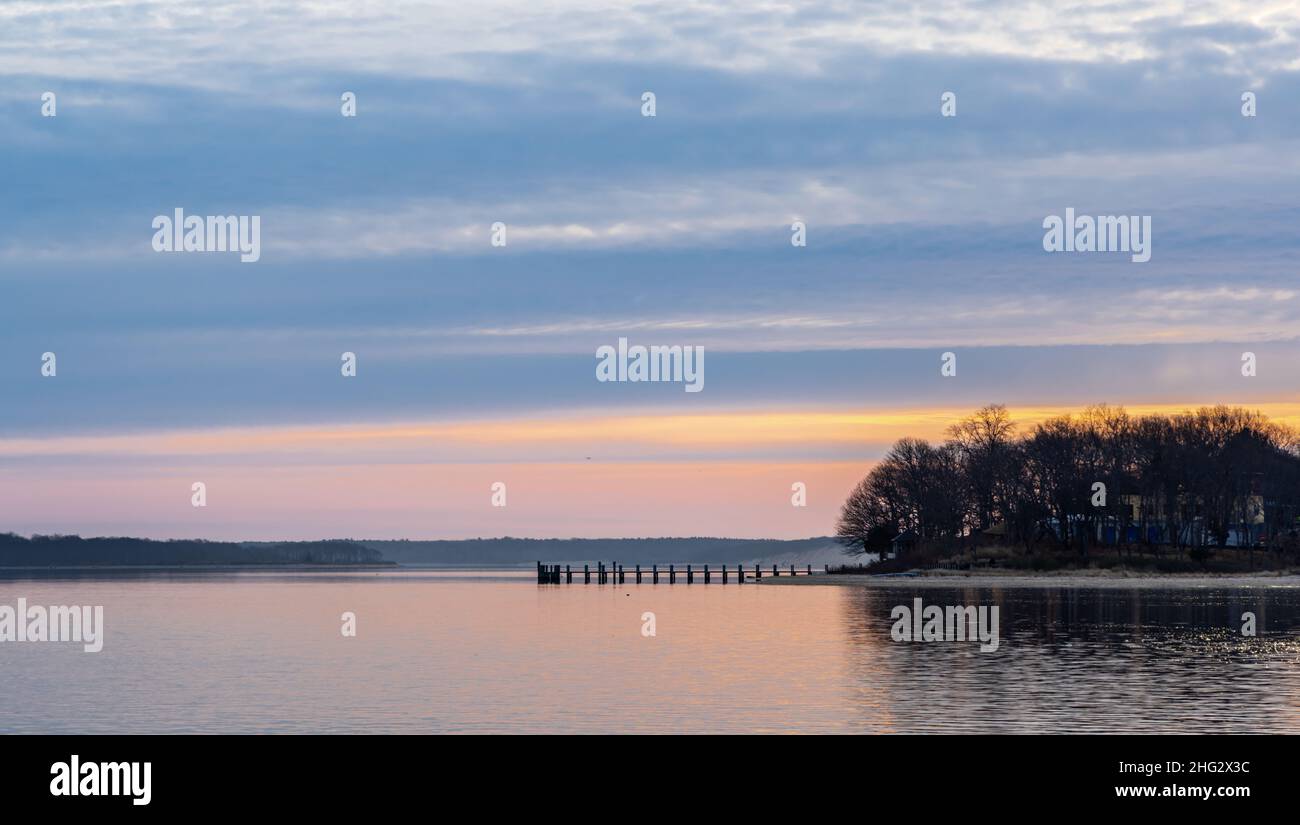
[764, 569, 1300, 587]
[2, 533, 842, 568]
[0, 562, 399, 572]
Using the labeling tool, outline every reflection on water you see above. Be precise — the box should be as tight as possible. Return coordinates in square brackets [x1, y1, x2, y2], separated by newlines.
[1, 570, 1297, 733]
[840, 584, 1300, 733]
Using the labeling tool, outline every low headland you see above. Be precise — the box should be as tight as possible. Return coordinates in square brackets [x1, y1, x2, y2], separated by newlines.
[832, 403, 1300, 582]
[0, 533, 843, 570]
[0, 532, 393, 568]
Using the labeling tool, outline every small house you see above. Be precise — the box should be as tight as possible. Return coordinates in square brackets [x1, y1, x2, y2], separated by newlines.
[890, 530, 919, 558]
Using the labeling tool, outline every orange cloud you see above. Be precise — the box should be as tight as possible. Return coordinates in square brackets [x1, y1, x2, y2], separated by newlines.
[4, 401, 1299, 460]
[6, 401, 1299, 539]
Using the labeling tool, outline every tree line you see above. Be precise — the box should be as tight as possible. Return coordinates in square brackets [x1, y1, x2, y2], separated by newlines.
[0, 533, 387, 566]
[837, 404, 1300, 558]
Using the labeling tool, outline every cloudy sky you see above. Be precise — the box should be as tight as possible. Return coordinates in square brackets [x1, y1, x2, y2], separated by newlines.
[2, 0, 1298, 539]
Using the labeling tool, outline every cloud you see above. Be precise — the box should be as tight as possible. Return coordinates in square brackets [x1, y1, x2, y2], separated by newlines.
[5, 136, 1300, 262]
[6, 1, 1300, 92]
[4, 0, 1300, 522]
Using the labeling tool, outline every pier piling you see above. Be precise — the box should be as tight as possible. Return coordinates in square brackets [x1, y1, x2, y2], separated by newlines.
[538, 559, 822, 584]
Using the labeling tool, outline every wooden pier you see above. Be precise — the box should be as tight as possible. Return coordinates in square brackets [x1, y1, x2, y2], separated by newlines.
[537, 561, 822, 584]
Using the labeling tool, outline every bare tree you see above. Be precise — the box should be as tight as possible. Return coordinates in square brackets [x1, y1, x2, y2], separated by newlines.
[838, 405, 1300, 567]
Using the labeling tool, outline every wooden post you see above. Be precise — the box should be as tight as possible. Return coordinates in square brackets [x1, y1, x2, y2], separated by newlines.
[755, 563, 761, 580]
[806, 564, 812, 576]
[653, 564, 659, 584]
[636, 564, 642, 583]
[619, 565, 625, 585]
[738, 564, 744, 583]
[722, 565, 728, 584]
[773, 564, 779, 578]
[704, 564, 710, 584]
[566, 565, 572, 583]
[687, 564, 693, 584]
[790, 564, 795, 577]
[670, 564, 676, 584]
[584, 564, 590, 584]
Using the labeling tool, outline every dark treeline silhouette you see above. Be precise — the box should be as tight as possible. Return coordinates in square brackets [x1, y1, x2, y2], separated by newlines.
[364, 536, 839, 565]
[0, 533, 386, 566]
[837, 404, 1300, 561]
[0, 534, 840, 567]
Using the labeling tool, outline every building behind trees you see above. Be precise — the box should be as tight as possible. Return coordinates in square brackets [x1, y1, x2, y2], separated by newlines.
[837, 404, 1300, 561]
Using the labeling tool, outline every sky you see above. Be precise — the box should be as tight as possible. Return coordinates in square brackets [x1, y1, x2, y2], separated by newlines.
[1, 0, 1299, 539]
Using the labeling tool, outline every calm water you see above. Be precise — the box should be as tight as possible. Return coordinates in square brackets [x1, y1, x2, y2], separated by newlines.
[2, 569, 1298, 733]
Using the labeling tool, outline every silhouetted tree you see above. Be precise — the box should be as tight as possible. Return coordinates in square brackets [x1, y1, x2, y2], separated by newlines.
[837, 404, 1300, 562]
